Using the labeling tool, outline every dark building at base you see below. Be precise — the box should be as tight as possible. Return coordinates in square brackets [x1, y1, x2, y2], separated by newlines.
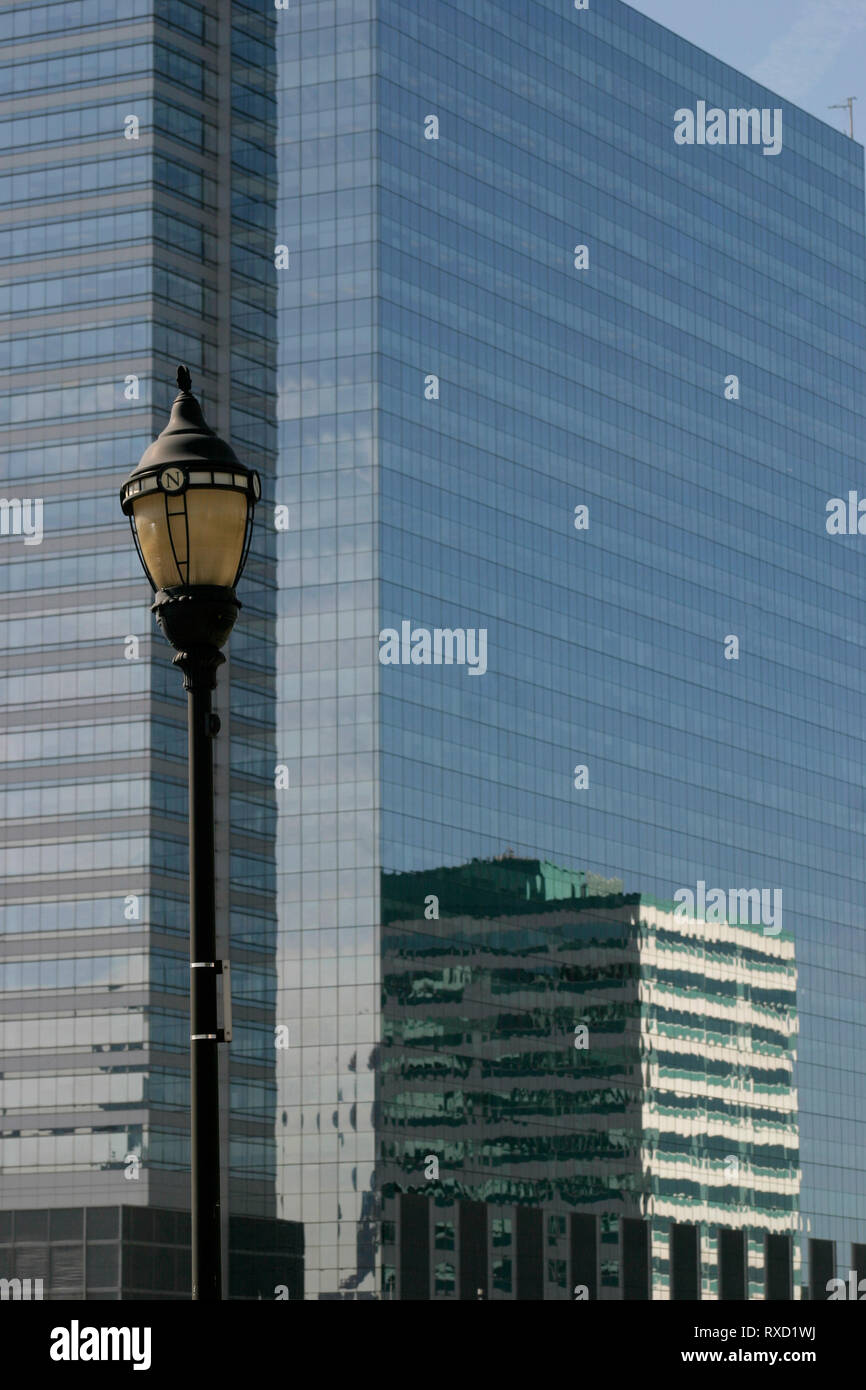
[0, 1206, 302, 1301]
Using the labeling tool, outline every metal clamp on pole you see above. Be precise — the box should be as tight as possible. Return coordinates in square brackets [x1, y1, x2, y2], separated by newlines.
[216, 959, 232, 1043]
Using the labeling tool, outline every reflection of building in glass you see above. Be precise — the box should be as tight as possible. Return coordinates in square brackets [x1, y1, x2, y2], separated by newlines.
[380, 857, 799, 1299]
[273, 0, 866, 1301]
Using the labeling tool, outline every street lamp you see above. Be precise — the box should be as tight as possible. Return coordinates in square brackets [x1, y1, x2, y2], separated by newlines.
[120, 365, 261, 1301]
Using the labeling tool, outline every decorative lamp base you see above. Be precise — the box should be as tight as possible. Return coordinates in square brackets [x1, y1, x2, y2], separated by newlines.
[151, 586, 240, 687]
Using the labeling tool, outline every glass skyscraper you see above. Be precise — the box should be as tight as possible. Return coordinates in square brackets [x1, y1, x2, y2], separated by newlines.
[275, 0, 866, 1299]
[2, 0, 865, 1302]
[0, 0, 295, 1298]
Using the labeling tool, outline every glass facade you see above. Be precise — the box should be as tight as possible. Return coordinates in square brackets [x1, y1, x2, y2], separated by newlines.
[3, 0, 866, 1302]
[0, 0, 286, 1294]
[274, 0, 380, 1299]
[276, 0, 866, 1298]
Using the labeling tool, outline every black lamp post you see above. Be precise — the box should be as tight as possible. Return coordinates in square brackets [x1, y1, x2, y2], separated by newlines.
[120, 366, 261, 1301]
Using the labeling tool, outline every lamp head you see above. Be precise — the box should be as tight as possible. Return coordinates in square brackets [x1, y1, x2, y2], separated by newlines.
[120, 366, 261, 655]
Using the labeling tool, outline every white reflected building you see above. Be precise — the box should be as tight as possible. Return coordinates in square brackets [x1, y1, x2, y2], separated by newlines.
[378, 860, 799, 1300]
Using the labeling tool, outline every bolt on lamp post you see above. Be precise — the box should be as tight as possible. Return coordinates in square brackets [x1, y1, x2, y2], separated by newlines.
[120, 366, 261, 1301]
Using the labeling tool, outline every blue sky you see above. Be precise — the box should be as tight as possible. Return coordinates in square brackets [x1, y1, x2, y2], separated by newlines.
[628, 0, 866, 142]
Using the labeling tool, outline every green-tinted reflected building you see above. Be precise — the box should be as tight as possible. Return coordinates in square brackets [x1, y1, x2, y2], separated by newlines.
[380, 856, 799, 1299]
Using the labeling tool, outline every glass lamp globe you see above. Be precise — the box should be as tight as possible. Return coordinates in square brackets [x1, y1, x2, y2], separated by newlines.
[120, 365, 261, 596]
